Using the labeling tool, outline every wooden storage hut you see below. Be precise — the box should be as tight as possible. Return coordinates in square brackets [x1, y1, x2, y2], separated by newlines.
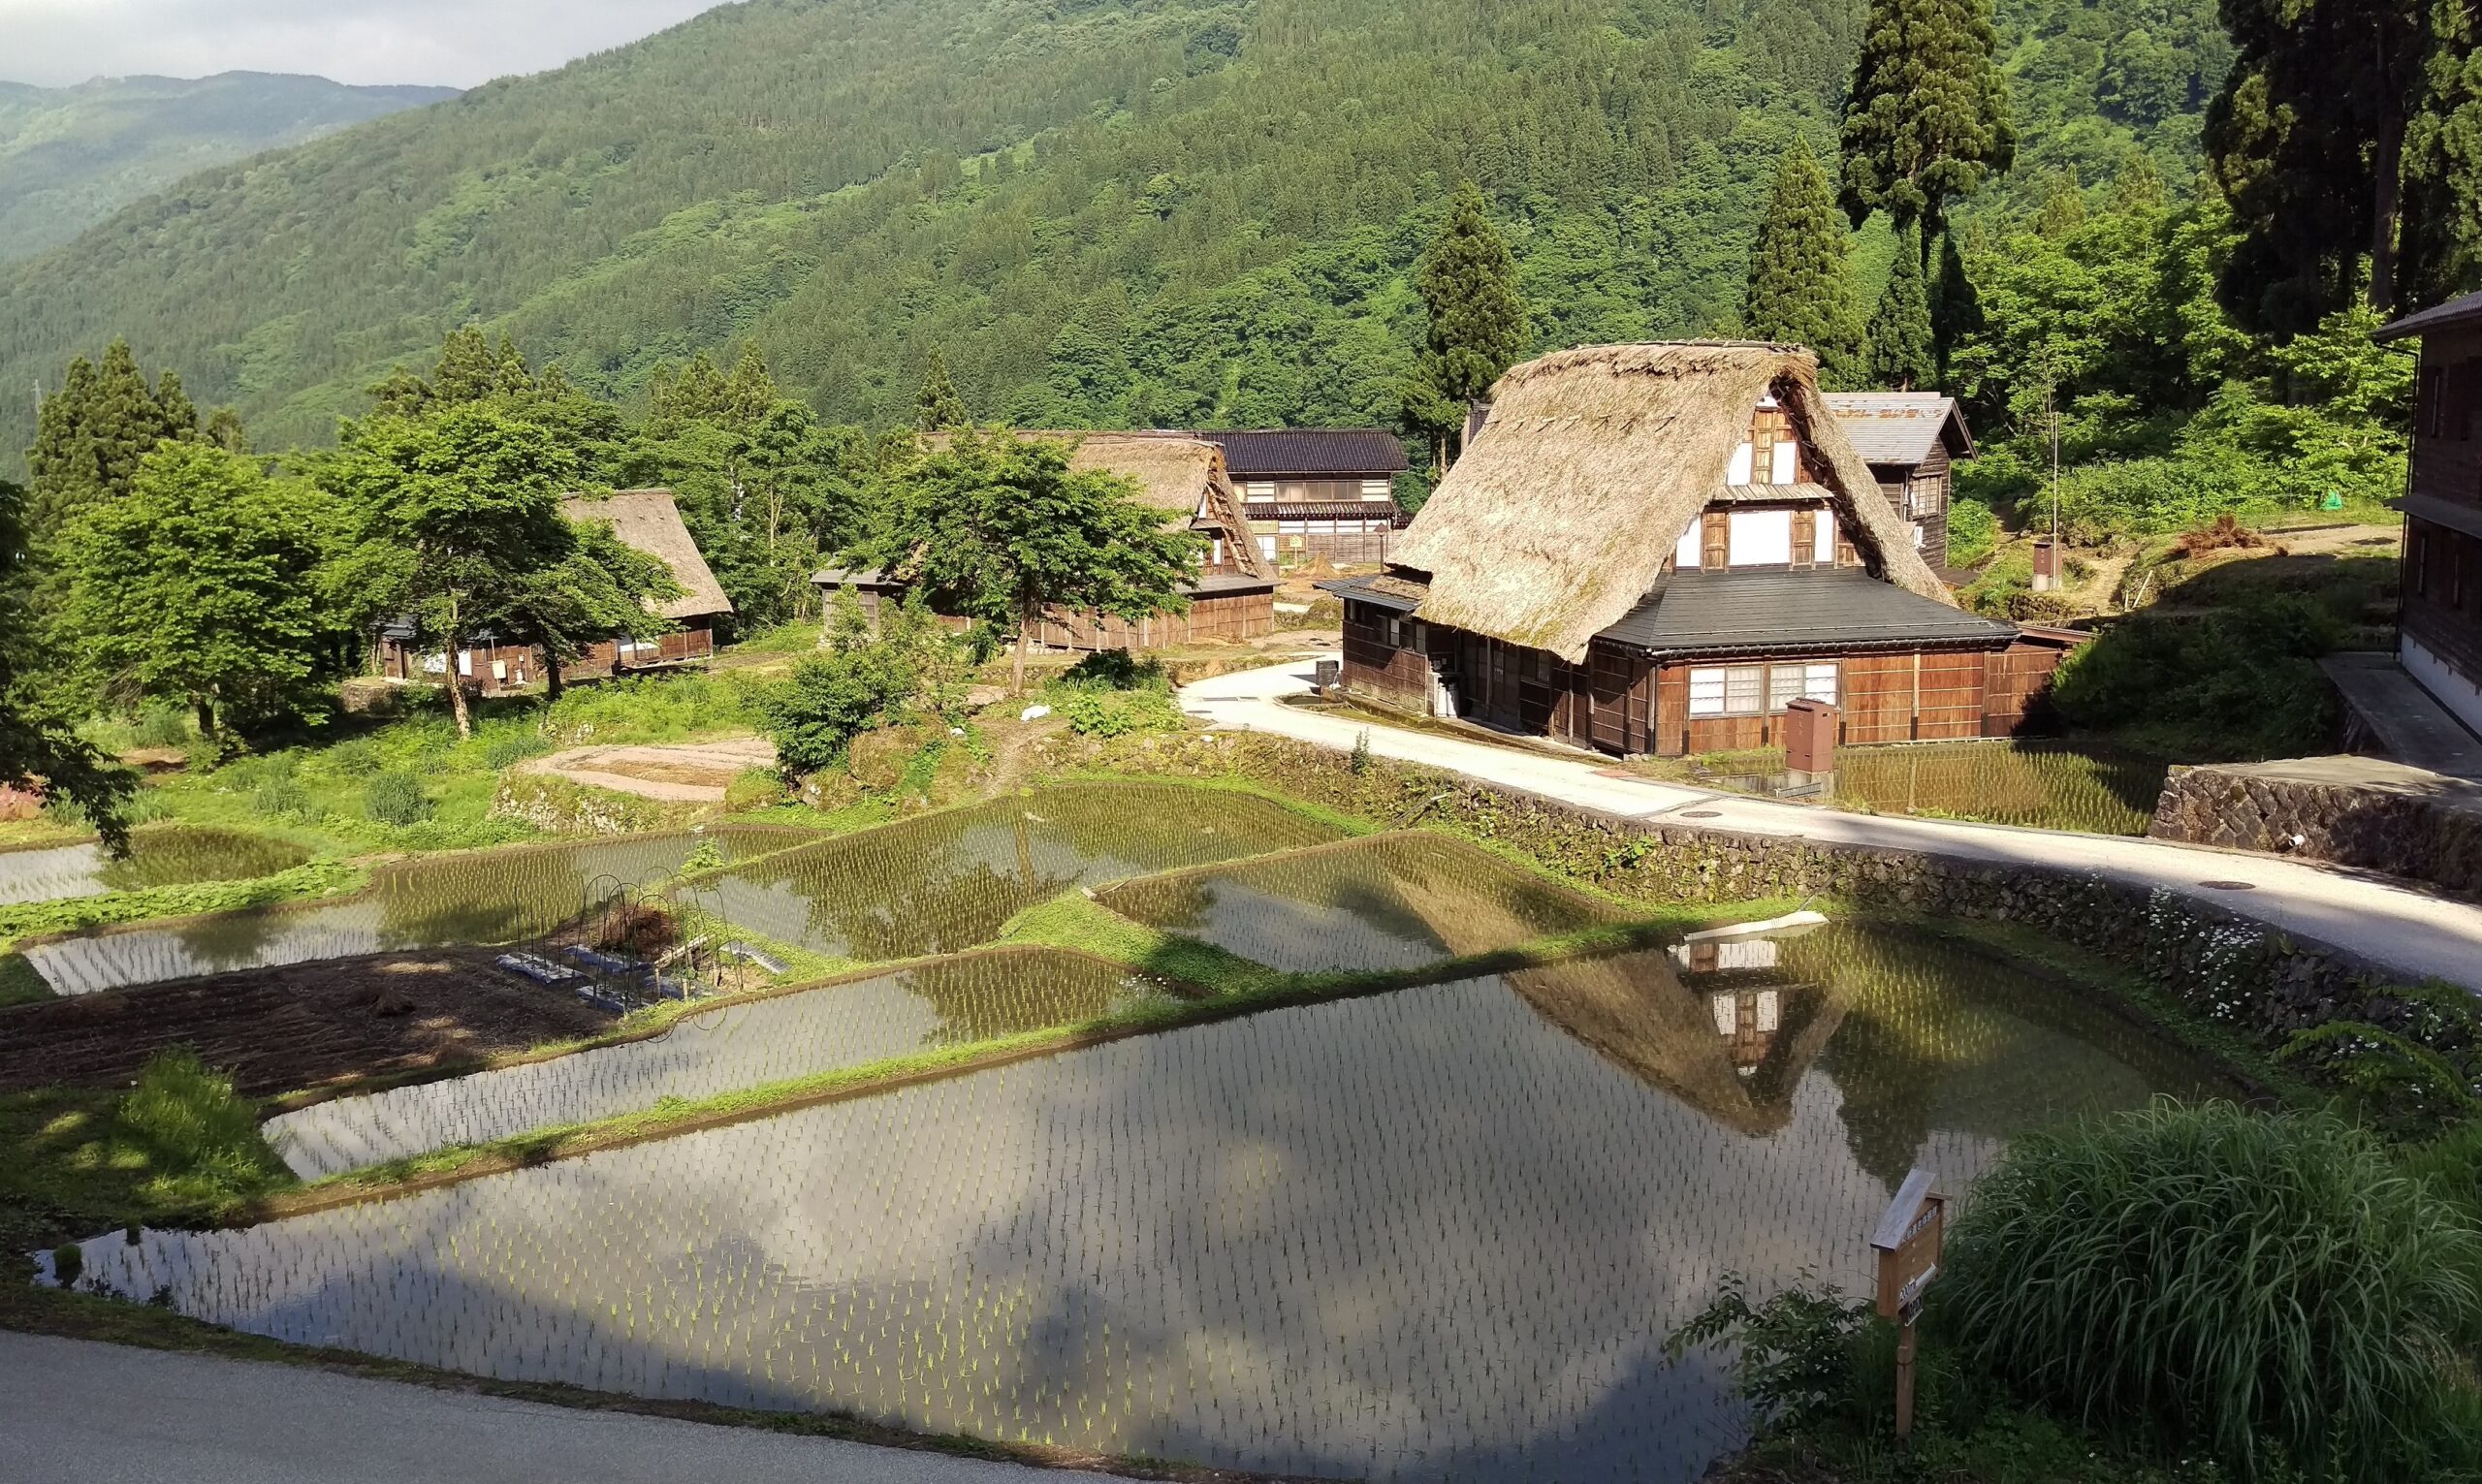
[376, 489, 732, 692]
[1323, 342, 2079, 757]
[1821, 392, 1974, 570]
[813, 432, 1278, 652]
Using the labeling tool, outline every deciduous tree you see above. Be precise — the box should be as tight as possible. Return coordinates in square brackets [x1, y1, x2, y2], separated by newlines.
[0, 475, 132, 845]
[857, 431, 1199, 694]
[56, 442, 334, 739]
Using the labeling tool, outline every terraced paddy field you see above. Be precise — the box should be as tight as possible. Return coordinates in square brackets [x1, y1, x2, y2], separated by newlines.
[65, 922, 2232, 1482]
[20, 827, 813, 996]
[0, 825, 310, 906]
[687, 781, 1347, 963]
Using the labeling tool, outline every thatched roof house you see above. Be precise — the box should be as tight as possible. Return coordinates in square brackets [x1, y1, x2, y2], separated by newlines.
[1323, 342, 2080, 757]
[560, 489, 733, 620]
[1394, 343, 1948, 664]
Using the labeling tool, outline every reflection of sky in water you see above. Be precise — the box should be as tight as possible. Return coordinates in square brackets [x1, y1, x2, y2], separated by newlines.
[23, 831, 802, 996]
[1098, 835, 1626, 973]
[695, 784, 1343, 963]
[83, 934, 2226, 1483]
[267, 950, 1164, 1180]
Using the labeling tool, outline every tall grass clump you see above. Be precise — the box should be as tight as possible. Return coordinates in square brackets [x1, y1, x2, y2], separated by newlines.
[364, 770, 434, 827]
[117, 1048, 289, 1203]
[1941, 1101, 2482, 1480]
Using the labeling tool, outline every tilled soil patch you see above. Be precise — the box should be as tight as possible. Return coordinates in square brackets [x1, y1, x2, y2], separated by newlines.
[0, 950, 616, 1098]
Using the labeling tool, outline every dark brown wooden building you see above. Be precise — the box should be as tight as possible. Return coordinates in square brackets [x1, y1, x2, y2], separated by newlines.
[377, 489, 733, 693]
[2378, 293, 2482, 741]
[1322, 343, 2079, 757]
[814, 432, 1277, 651]
[1822, 392, 1973, 570]
[1193, 428, 1411, 567]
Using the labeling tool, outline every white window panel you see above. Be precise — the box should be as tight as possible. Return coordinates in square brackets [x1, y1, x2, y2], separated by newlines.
[1725, 667, 1765, 713]
[1767, 663, 1838, 710]
[1770, 439, 1797, 484]
[1729, 509, 1794, 566]
[1727, 441, 1755, 487]
[1914, 522, 1927, 549]
[1688, 668, 1729, 717]
[1815, 509, 1836, 562]
[1257, 536, 1278, 560]
[1675, 523, 1702, 571]
[1361, 479, 1391, 498]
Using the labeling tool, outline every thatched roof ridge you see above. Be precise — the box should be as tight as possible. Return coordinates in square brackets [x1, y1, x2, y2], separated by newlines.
[1392, 342, 1954, 663]
[560, 489, 732, 619]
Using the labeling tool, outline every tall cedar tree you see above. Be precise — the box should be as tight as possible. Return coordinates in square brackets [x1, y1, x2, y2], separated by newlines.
[26, 339, 200, 541]
[316, 400, 589, 738]
[860, 431, 1199, 694]
[915, 349, 970, 431]
[1744, 142, 1863, 383]
[1409, 181, 1528, 466]
[2209, 0, 2480, 331]
[1868, 225, 1938, 391]
[1930, 228, 1985, 378]
[1839, 0, 2015, 246]
[0, 476, 133, 845]
[57, 441, 333, 738]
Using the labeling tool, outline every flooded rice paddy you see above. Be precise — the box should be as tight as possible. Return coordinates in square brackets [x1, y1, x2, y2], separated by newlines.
[21, 828, 811, 996]
[73, 924, 2230, 1482]
[1096, 832, 1626, 972]
[688, 782, 1344, 964]
[0, 825, 310, 906]
[1698, 740, 2170, 836]
[266, 948, 1181, 1181]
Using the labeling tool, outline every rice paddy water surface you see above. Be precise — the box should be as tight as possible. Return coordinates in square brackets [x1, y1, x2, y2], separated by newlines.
[19, 827, 813, 995]
[0, 825, 312, 906]
[70, 924, 2234, 1482]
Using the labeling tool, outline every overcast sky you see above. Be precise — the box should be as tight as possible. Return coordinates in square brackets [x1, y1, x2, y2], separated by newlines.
[1, 0, 733, 90]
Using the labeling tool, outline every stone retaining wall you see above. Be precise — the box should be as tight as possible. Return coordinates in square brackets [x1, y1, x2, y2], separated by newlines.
[1046, 729, 2437, 1054]
[2149, 757, 2482, 900]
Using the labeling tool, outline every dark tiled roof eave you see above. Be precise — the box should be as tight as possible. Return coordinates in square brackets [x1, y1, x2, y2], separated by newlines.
[1318, 573, 1428, 613]
[1195, 428, 1411, 478]
[2401, 492, 2482, 542]
[1595, 567, 2018, 658]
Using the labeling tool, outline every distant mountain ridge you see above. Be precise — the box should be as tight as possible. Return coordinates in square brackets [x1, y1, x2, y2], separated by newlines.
[0, 70, 458, 262]
[0, 0, 2228, 471]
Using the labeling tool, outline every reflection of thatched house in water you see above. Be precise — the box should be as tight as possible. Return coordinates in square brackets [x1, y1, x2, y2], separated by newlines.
[1323, 344, 2082, 756]
[813, 432, 1278, 651]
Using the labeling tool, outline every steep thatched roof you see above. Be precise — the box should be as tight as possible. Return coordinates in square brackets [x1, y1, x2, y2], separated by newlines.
[1392, 343, 1954, 664]
[931, 430, 1272, 579]
[560, 489, 732, 619]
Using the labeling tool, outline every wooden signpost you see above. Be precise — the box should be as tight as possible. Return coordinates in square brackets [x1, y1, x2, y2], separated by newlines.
[1870, 1168, 1947, 1440]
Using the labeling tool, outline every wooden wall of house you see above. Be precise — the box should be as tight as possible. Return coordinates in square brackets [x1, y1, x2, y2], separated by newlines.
[1986, 631, 2084, 734]
[1340, 602, 1436, 711]
[1034, 590, 1273, 651]
[379, 625, 719, 694]
[2414, 323, 2482, 507]
[2405, 516, 2482, 682]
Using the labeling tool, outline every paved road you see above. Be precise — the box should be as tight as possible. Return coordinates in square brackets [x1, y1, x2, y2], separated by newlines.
[1182, 659, 2482, 993]
[0, 1330, 1064, 1484]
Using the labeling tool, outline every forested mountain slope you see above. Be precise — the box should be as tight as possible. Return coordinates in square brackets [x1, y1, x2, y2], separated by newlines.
[0, 0, 2228, 468]
[0, 72, 457, 263]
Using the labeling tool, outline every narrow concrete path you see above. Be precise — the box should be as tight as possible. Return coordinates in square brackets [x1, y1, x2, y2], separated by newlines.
[1182, 660, 2482, 993]
[2321, 651, 2482, 780]
[0, 1330, 1063, 1484]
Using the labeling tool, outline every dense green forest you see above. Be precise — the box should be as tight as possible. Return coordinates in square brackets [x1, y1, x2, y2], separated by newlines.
[0, 72, 457, 264]
[0, 0, 2228, 472]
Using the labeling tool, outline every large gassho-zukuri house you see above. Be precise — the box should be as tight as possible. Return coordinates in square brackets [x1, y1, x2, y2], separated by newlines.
[1322, 343, 2079, 756]
[815, 431, 1278, 651]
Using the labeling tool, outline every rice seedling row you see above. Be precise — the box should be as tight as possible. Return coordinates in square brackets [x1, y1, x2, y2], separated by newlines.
[70, 926, 2226, 1481]
[0, 825, 311, 906]
[1698, 741, 2168, 836]
[21, 827, 812, 996]
[266, 948, 1179, 1180]
[693, 782, 1344, 964]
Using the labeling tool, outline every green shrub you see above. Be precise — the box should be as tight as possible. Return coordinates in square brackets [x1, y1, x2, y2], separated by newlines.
[1052, 682, 1183, 737]
[723, 768, 791, 811]
[2052, 594, 2340, 759]
[1062, 648, 1166, 690]
[49, 1242, 81, 1288]
[1941, 1101, 2482, 1481]
[324, 739, 383, 777]
[250, 778, 316, 821]
[131, 706, 190, 749]
[364, 770, 434, 826]
[1945, 497, 1999, 569]
[117, 1048, 286, 1196]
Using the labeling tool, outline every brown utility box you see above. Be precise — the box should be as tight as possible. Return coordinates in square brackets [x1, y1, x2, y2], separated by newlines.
[1784, 698, 1839, 775]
